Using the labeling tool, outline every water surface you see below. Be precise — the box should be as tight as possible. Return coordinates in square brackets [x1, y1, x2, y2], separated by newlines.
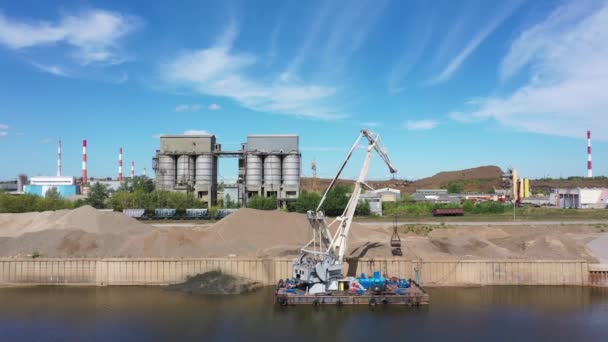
[1, 286, 607, 341]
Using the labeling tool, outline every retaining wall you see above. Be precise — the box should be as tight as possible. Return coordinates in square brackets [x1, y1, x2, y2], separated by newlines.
[0, 258, 596, 287]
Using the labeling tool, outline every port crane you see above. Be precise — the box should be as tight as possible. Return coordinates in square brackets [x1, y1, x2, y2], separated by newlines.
[292, 129, 398, 293]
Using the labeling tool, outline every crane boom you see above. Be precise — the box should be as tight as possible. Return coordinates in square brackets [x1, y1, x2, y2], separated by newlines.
[292, 129, 397, 293]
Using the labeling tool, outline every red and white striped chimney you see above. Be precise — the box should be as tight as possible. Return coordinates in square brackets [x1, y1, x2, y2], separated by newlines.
[118, 147, 123, 181]
[587, 130, 593, 178]
[131, 161, 135, 177]
[57, 140, 62, 177]
[82, 139, 88, 183]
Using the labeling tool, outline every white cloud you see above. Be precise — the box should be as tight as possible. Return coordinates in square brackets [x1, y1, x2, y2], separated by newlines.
[175, 104, 202, 112]
[0, 9, 140, 65]
[0, 124, 8, 129]
[0, 131, 7, 137]
[183, 130, 210, 135]
[40, 138, 53, 144]
[404, 120, 439, 130]
[429, 1, 523, 84]
[451, 2, 608, 140]
[362, 121, 380, 128]
[31, 62, 69, 77]
[162, 23, 341, 120]
[208, 103, 221, 111]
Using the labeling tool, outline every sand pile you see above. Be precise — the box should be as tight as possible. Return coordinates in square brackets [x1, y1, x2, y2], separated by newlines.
[0, 206, 152, 257]
[120, 208, 383, 258]
[0, 207, 603, 261]
[586, 233, 608, 263]
[0, 206, 151, 237]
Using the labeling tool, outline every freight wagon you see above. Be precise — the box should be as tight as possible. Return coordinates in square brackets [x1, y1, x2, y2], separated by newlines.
[432, 208, 464, 216]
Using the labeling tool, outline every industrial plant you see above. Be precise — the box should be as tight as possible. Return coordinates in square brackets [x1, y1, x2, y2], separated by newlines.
[152, 134, 301, 207]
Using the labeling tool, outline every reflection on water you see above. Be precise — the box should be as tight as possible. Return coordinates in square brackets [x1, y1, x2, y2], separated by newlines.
[0, 286, 607, 341]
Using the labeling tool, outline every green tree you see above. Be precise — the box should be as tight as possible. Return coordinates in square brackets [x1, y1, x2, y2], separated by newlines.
[120, 176, 155, 193]
[446, 182, 464, 194]
[45, 187, 61, 200]
[87, 183, 109, 209]
[247, 195, 277, 210]
[321, 184, 351, 216]
[293, 191, 321, 213]
[355, 200, 371, 216]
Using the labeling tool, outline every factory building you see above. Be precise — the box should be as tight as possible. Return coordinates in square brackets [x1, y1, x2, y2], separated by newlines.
[551, 188, 608, 209]
[153, 134, 219, 205]
[240, 135, 300, 203]
[24, 176, 78, 198]
[153, 133, 300, 208]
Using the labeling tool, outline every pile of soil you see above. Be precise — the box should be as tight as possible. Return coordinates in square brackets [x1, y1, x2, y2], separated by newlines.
[165, 271, 262, 295]
[301, 165, 503, 194]
[0, 207, 603, 262]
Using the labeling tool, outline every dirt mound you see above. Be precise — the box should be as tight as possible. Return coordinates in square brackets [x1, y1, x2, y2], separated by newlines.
[0, 206, 152, 238]
[300, 165, 503, 194]
[0, 207, 601, 261]
[165, 271, 262, 295]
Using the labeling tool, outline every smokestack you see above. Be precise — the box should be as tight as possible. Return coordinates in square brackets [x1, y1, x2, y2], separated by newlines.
[82, 139, 88, 183]
[57, 140, 62, 177]
[143, 167, 147, 177]
[587, 130, 593, 178]
[131, 161, 135, 177]
[118, 147, 123, 181]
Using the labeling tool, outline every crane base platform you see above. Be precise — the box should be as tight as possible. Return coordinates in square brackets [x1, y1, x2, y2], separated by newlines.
[275, 281, 429, 306]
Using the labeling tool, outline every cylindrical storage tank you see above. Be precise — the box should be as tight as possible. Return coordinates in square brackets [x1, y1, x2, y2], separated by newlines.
[263, 155, 281, 187]
[177, 155, 194, 184]
[245, 154, 263, 188]
[282, 153, 300, 187]
[195, 154, 216, 185]
[157, 155, 176, 189]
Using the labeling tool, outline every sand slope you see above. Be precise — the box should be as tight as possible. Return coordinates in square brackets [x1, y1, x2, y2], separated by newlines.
[0, 207, 603, 261]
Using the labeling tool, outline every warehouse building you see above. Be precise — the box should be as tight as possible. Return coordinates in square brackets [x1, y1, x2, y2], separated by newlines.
[372, 188, 401, 202]
[153, 133, 300, 208]
[24, 176, 78, 198]
[551, 188, 608, 209]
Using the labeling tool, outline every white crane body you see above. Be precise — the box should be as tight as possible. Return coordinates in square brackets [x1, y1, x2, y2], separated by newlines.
[292, 129, 397, 293]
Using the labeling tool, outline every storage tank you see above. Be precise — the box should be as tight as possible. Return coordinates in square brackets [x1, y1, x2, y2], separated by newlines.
[157, 155, 176, 190]
[282, 153, 300, 187]
[245, 154, 263, 188]
[195, 154, 216, 185]
[263, 155, 282, 187]
[177, 155, 195, 185]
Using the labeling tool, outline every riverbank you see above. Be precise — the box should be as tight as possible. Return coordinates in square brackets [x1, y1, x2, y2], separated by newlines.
[1, 257, 605, 287]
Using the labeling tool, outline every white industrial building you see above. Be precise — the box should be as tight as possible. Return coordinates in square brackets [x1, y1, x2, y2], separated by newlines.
[359, 192, 383, 216]
[551, 188, 608, 209]
[372, 188, 401, 202]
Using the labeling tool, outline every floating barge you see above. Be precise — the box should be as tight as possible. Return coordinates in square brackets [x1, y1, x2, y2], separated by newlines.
[275, 273, 429, 306]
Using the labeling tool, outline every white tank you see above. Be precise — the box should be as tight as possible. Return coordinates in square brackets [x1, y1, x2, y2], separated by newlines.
[176, 155, 194, 185]
[263, 155, 281, 187]
[282, 154, 300, 187]
[157, 155, 176, 189]
[195, 154, 216, 185]
[245, 154, 263, 188]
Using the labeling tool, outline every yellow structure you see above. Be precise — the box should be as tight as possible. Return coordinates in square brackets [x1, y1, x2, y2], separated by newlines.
[524, 178, 531, 198]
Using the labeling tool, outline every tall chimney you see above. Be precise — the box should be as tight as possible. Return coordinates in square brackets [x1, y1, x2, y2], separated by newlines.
[82, 139, 88, 183]
[587, 130, 593, 178]
[118, 147, 123, 181]
[131, 161, 135, 177]
[57, 140, 62, 177]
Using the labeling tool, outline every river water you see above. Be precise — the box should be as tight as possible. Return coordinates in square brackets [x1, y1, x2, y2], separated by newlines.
[1, 286, 607, 341]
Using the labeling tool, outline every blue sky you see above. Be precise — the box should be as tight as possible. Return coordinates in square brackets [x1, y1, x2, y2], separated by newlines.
[1, 0, 607, 181]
